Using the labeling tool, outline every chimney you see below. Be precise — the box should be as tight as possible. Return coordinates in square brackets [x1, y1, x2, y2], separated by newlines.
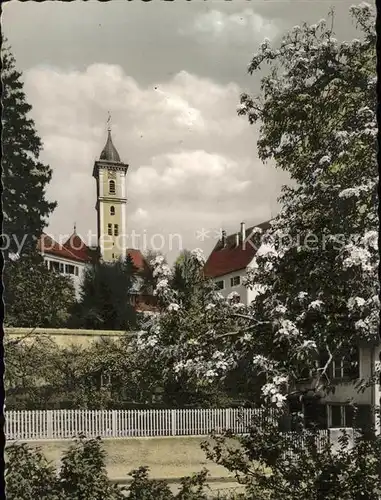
[240, 222, 246, 243]
[235, 233, 239, 247]
[221, 230, 227, 247]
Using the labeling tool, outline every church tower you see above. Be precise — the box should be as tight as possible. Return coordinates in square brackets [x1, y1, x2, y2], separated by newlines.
[93, 123, 128, 262]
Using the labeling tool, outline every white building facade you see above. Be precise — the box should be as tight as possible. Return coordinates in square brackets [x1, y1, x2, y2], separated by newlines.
[204, 220, 270, 306]
[38, 232, 92, 299]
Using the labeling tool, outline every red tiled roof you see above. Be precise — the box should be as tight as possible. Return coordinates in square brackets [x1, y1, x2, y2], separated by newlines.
[203, 221, 271, 278]
[38, 233, 90, 263]
[63, 233, 91, 262]
[126, 248, 149, 272]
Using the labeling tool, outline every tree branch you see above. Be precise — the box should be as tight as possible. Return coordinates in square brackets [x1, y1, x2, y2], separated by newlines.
[5, 327, 37, 347]
[231, 313, 270, 325]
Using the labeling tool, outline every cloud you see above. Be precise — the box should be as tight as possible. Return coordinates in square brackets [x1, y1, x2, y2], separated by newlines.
[130, 151, 252, 201]
[23, 63, 287, 262]
[181, 9, 279, 44]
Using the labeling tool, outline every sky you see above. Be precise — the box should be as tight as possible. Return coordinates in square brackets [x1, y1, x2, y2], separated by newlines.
[3, 0, 360, 263]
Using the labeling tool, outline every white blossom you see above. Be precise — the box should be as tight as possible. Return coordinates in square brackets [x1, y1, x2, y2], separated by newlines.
[308, 300, 324, 311]
[167, 303, 180, 312]
[274, 304, 287, 315]
[151, 255, 165, 266]
[191, 248, 205, 265]
[301, 340, 317, 350]
[187, 338, 199, 346]
[205, 303, 216, 311]
[256, 243, 278, 258]
[156, 278, 169, 290]
[342, 245, 372, 271]
[146, 336, 158, 348]
[227, 291, 240, 301]
[319, 155, 331, 166]
[277, 320, 299, 339]
[347, 296, 366, 310]
[205, 369, 217, 379]
[297, 291, 308, 302]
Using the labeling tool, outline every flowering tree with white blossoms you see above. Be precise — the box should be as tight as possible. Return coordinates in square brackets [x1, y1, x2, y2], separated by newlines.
[134, 250, 268, 405]
[135, 4, 378, 413]
[235, 3, 379, 405]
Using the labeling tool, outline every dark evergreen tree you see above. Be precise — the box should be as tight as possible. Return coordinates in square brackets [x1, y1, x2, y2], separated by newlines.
[72, 255, 138, 330]
[2, 41, 56, 258]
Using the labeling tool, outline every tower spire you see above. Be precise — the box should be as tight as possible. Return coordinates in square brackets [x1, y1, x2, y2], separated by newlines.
[99, 114, 121, 163]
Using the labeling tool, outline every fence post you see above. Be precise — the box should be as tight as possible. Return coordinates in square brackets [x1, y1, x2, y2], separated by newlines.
[47, 410, 53, 439]
[111, 410, 117, 438]
[225, 408, 231, 431]
[171, 409, 177, 436]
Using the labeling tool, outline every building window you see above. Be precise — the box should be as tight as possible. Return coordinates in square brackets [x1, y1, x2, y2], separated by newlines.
[328, 404, 355, 428]
[108, 223, 112, 236]
[59, 263, 64, 273]
[330, 405, 343, 428]
[114, 224, 119, 236]
[230, 276, 241, 287]
[109, 180, 115, 194]
[110, 206, 115, 216]
[50, 261, 60, 272]
[65, 264, 75, 275]
[319, 348, 359, 381]
[333, 358, 345, 379]
[75, 266, 79, 276]
[44, 260, 50, 269]
[215, 280, 224, 290]
[331, 349, 359, 380]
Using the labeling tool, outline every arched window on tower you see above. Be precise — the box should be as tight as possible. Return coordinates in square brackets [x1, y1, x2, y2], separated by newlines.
[109, 180, 116, 194]
[110, 206, 115, 216]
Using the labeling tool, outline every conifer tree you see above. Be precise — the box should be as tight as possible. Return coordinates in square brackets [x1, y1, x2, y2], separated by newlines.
[73, 255, 138, 330]
[2, 41, 56, 258]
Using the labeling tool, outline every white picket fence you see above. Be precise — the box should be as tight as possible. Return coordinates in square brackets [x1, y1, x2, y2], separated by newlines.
[6, 408, 263, 441]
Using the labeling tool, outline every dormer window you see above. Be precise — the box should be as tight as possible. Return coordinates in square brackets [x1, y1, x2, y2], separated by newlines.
[110, 206, 115, 216]
[109, 180, 115, 194]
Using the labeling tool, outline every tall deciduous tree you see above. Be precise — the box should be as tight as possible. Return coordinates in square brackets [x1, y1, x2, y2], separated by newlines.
[136, 5, 378, 412]
[4, 254, 76, 328]
[235, 4, 378, 403]
[2, 41, 56, 258]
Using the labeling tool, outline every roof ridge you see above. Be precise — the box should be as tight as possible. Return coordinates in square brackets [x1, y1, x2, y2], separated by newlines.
[63, 232, 89, 249]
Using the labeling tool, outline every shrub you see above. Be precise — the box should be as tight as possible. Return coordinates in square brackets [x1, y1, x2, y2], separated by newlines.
[5, 442, 61, 500]
[58, 435, 123, 500]
[5, 437, 220, 499]
[201, 407, 381, 500]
